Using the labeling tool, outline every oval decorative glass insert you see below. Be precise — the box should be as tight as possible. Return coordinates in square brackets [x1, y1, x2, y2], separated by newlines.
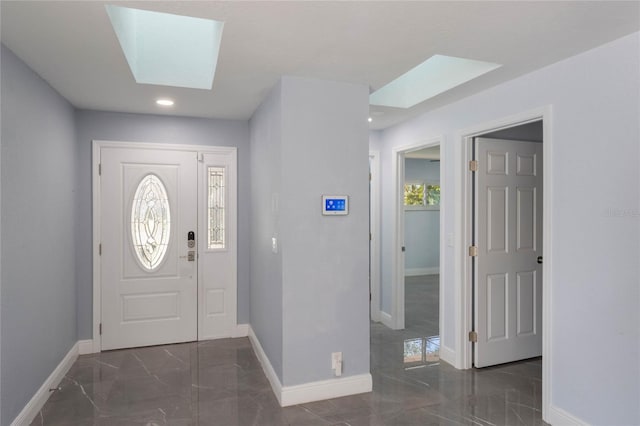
[131, 174, 171, 270]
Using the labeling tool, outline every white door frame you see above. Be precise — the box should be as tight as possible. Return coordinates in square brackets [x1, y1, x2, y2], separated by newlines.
[369, 151, 381, 322]
[91, 140, 238, 353]
[390, 136, 444, 331]
[454, 106, 552, 420]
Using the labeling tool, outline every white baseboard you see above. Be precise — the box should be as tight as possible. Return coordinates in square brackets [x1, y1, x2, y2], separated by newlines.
[370, 306, 381, 323]
[439, 344, 457, 368]
[248, 325, 373, 407]
[405, 267, 439, 277]
[78, 339, 96, 355]
[280, 373, 372, 407]
[232, 324, 249, 338]
[380, 311, 394, 329]
[10, 341, 79, 426]
[546, 404, 589, 426]
[248, 325, 283, 404]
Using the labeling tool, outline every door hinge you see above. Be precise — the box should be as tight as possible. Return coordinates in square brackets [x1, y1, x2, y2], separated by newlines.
[369, 232, 372, 241]
[469, 331, 478, 343]
[469, 160, 478, 172]
[99, 323, 102, 335]
[99, 243, 102, 255]
[98, 163, 102, 176]
[469, 245, 478, 257]
[369, 172, 372, 181]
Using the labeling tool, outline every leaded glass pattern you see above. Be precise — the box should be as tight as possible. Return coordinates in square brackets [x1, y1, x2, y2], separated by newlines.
[208, 167, 225, 249]
[131, 174, 171, 270]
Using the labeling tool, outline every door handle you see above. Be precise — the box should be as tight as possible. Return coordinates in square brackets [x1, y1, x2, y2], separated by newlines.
[537, 256, 543, 264]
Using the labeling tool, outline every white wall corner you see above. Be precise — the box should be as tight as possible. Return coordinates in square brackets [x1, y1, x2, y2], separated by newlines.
[280, 374, 372, 407]
[78, 339, 97, 355]
[248, 325, 284, 405]
[370, 309, 381, 323]
[546, 404, 590, 426]
[232, 324, 249, 338]
[438, 344, 457, 368]
[379, 311, 394, 330]
[10, 342, 79, 426]
[248, 326, 373, 408]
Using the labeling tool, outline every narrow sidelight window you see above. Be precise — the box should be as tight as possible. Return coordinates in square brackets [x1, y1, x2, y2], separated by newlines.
[208, 167, 225, 249]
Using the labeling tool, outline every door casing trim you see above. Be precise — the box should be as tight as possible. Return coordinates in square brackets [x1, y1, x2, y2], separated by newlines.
[91, 140, 238, 353]
[369, 151, 381, 322]
[454, 106, 552, 422]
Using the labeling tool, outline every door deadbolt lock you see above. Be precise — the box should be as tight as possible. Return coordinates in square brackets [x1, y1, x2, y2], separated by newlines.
[188, 251, 195, 262]
[187, 231, 195, 248]
[537, 256, 543, 264]
[188, 240, 195, 248]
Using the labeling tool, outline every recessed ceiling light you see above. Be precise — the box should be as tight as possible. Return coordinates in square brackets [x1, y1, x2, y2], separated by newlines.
[370, 55, 502, 109]
[368, 117, 373, 123]
[156, 99, 174, 106]
[106, 5, 224, 90]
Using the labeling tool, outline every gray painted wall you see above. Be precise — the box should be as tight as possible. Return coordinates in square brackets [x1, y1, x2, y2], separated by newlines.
[375, 32, 640, 424]
[249, 76, 370, 387]
[74, 110, 250, 339]
[1, 45, 78, 426]
[279, 76, 370, 385]
[249, 81, 284, 380]
[404, 159, 440, 272]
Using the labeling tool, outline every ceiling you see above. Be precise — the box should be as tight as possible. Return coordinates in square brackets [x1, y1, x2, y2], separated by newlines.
[2, 1, 638, 130]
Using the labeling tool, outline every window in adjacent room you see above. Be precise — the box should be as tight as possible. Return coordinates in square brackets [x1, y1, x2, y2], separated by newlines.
[404, 182, 440, 210]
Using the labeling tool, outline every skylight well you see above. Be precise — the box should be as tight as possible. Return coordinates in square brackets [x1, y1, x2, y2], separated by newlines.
[370, 55, 501, 109]
[106, 5, 224, 90]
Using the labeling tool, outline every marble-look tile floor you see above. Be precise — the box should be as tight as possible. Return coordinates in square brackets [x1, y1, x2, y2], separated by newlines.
[32, 275, 547, 425]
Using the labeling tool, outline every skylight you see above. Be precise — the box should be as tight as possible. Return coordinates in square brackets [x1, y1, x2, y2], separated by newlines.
[369, 55, 501, 109]
[106, 5, 224, 90]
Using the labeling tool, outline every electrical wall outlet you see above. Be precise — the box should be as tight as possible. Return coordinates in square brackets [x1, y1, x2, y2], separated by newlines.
[331, 352, 343, 377]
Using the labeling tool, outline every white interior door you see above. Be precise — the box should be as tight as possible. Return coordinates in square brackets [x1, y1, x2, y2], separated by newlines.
[198, 150, 237, 340]
[101, 147, 198, 350]
[474, 137, 543, 367]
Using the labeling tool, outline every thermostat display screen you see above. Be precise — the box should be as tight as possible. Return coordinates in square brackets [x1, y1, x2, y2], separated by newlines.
[325, 199, 346, 211]
[322, 195, 349, 215]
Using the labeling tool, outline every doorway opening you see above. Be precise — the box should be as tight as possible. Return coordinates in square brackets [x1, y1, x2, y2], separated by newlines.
[403, 145, 442, 350]
[457, 108, 552, 420]
[471, 121, 543, 368]
[388, 138, 445, 352]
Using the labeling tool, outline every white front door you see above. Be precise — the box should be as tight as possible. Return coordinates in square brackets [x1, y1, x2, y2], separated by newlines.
[474, 137, 543, 367]
[101, 146, 198, 350]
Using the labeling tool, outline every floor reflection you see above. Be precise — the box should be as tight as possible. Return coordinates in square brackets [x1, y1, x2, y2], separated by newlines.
[404, 335, 440, 367]
[29, 274, 547, 425]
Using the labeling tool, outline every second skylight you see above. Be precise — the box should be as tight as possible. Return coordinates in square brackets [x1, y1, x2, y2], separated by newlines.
[369, 55, 501, 109]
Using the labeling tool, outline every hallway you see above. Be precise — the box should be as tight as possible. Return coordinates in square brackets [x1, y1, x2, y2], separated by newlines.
[31, 276, 545, 425]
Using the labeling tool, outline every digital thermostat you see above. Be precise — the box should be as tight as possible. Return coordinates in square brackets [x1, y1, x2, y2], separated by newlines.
[322, 195, 349, 215]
